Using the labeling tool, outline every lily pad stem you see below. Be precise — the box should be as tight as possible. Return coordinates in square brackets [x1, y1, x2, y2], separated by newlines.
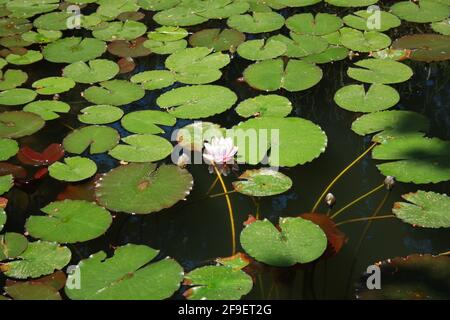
[334, 214, 394, 227]
[311, 142, 377, 213]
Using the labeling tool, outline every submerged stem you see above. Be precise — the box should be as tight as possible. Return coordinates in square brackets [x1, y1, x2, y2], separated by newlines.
[335, 214, 394, 227]
[209, 190, 237, 198]
[206, 176, 219, 195]
[330, 183, 384, 219]
[212, 163, 236, 255]
[311, 142, 377, 213]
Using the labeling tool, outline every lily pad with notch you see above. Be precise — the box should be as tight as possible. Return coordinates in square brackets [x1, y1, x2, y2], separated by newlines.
[343, 10, 401, 32]
[0, 111, 44, 138]
[48, 156, 97, 182]
[286, 12, 343, 35]
[63, 59, 119, 84]
[390, 0, 450, 23]
[121, 110, 176, 134]
[237, 39, 287, 61]
[78, 105, 124, 125]
[0, 69, 27, 90]
[189, 28, 245, 52]
[339, 27, 391, 53]
[233, 169, 293, 197]
[32, 77, 75, 95]
[0, 232, 28, 261]
[5, 50, 43, 65]
[23, 100, 70, 121]
[82, 80, 145, 106]
[0, 89, 36, 106]
[43, 37, 107, 63]
[347, 58, 413, 84]
[130, 70, 176, 90]
[227, 11, 285, 33]
[0, 138, 18, 161]
[235, 94, 292, 118]
[63, 125, 120, 154]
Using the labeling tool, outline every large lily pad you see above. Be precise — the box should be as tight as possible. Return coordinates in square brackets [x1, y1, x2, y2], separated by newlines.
[82, 80, 145, 106]
[0, 88, 36, 106]
[235, 94, 292, 118]
[48, 156, 97, 182]
[23, 100, 70, 121]
[0, 111, 45, 138]
[227, 12, 285, 33]
[372, 136, 450, 184]
[244, 58, 322, 92]
[390, 0, 450, 23]
[156, 85, 237, 119]
[231, 117, 327, 167]
[108, 134, 173, 163]
[95, 163, 193, 214]
[334, 84, 400, 112]
[392, 34, 450, 62]
[65, 244, 183, 300]
[63, 59, 119, 84]
[240, 217, 327, 266]
[189, 29, 245, 52]
[1, 240, 71, 279]
[233, 169, 293, 196]
[32, 11, 72, 31]
[121, 110, 176, 134]
[343, 10, 401, 32]
[340, 27, 391, 52]
[43, 37, 107, 63]
[63, 126, 120, 154]
[347, 58, 413, 84]
[26, 200, 112, 243]
[6, 0, 59, 19]
[286, 13, 342, 35]
[392, 191, 450, 228]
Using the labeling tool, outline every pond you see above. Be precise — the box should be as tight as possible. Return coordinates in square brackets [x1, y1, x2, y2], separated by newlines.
[0, 0, 449, 300]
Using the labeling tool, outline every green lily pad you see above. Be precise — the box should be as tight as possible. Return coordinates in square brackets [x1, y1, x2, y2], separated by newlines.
[237, 39, 287, 61]
[48, 156, 97, 182]
[108, 37, 151, 58]
[334, 84, 400, 112]
[108, 134, 173, 163]
[143, 39, 187, 55]
[175, 122, 224, 152]
[269, 34, 329, 58]
[21, 29, 62, 44]
[0, 88, 36, 105]
[0, 174, 13, 195]
[0, 69, 27, 90]
[147, 26, 188, 42]
[43, 37, 107, 63]
[138, 0, 180, 11]
[227, 12, 285, 33]
[32, 77, 75, 95]
[233, 169, 293, 196]
[431, 19, 450, 35]
[4, 282, 61, 300]
[0, 232, 28, 261]
[351, 110, 430, 143]
[0, 138, 18, 161]
[235, 94, 292, 118]
[26, 200, 112, 243]
[325, 0, 378, 6]
[6, 0, 59, 19]
[92, 21, 147, 41]
[340, 27, 392, 52]
[33, 11, 73, 31]
[121, 110, 176, 134]
[343, 10, 401, 32]
[286, 13, 343, 35]
[347, 58, 413, 84]
[189, 28, 245, 52]
[5, 50, 43, 65]
[96, 0, 140, 19]
[82, 80, 145, 106]
[1, 240, 71, 279]
[392, 34, 450, 62]
[243, 58, 323, 92]
[63, 59, 119, 84]
[392, 191, 450, 228]
[153, 3, 208, 26]
[0, 17, 32, 36]
[130, 70, 176, 90]
[231, 117, 327, 167]
[0, 208, 6, 232]
[373, 136, 450, 184]
[390, 0, 450, 23]
[184, 265, 253, 300]
[78, 105, 124, 125]
[95, 163, 193, 214]
[65, 244, 183, 300]
[0, 34, 32, 48]
[63, 125, 120, 154]
[0, 111, 44, 138]
[240, 217, 327, 266]
[370, 48, 412, 61]
[157, 85, 237, 119]
[356, 254, 450, 300]
[197, 0, 250, 19]
[23, 100, 70, 121]
[302, 46, 349, 64]
[0, 58, 6, 70]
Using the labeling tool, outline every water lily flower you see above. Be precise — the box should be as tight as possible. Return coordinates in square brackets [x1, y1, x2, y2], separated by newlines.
[203, 137, 238, 165]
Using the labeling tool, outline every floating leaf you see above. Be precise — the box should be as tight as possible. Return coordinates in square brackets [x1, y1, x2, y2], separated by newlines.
[107, 37, 151, 58]
[26, 200, 112, 243]
[0, 174, 13, 195]
[189, 28, 245, 52]
[92, 21, 147, 41]
[43, 37, 107, 63]
[0, 138, 19, 161]
[334, 84, 400, 112]
[373, 136, 450, 184]
[6, 0, 59, 19]
[130, 70, 175, 90]
[237, 39, 287, 61]
[227, 12, 285, 33]
[78, 105, 124, 125]
[175, 122, 223, 152]
[4, 281, 61, 300]
[0, 232, 28, 260]
[148, 26, 188, 42]
[343, 10, 401, 32]
[153, 3, 208, 26]
[21, 29, 62, 44]
[347, 58, 413, 84]
[197, 0, 249, 19]
[121, 110, 176, 134]
[5, 50, 43, 65]
[0, 111, 44, 138]
[0, 69, 27, 90]
[96, 0, 140, 19]
[269, 34, 328, 58]
[108, 134, 173, 163]
[286, 13, 343, 35]
[431, 19, 450, 35]
[351, 110, 430, 143]
[340, 27, 391, 52]
[392, 34, 450, 62]
[33, 11, 72, 31]
[0, 88, 36, 106]
[235, 94, 292, 118]
[48, 156, 97, 182]
[233, 169, 293, 196]
[302, 46, 349, 64]
[0, 17, 32, 36]
[390, 0, 450, 23]
[63, 126, 120, 154]
[138, 0, 181, 11]
[243, 58, 323, 92]
[17, 143, 64, 166]
[82, 80, 145, 106]
[240, 217, 327, 266]
[95, 163, 193, 214]
[143, 39, 187, 55]
[325, 0, 378, 7]
[65, 244, 183, 300]
[32, 77, 75, 95]
[184, 265, 253, 300]
[231, 117, 327, 167]
[1, 241, 71, 279]
[63, 59, 119, 84]
[356, 254, 450, 299]
[157, 85, 237, 119]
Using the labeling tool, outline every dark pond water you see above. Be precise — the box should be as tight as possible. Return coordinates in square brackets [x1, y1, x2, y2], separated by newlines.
[1, 3, 449, 300]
